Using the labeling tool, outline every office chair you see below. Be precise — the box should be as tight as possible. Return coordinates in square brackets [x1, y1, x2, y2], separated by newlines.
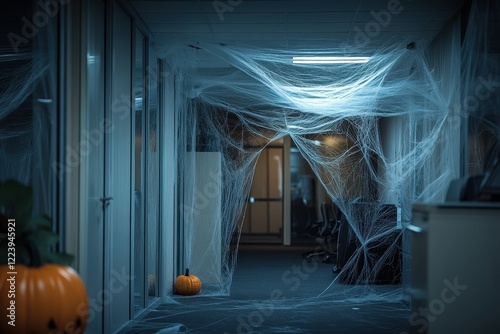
[446, 174, 485, 202]
[333, 201, 402, 285]
[303, 202, 341, 262]
[445, 177, 468, 201]
[332, 212, 356, 274]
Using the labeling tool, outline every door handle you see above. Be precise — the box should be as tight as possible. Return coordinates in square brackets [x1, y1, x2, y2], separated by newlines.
[100, 196, 113, 209]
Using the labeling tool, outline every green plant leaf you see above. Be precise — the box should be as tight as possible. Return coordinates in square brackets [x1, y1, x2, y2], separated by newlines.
[0, 180, 75, 266]
[45, 252, 75, 266]
[0, 179, 33, 232]
[25, 215, 52, 232]
[27, 229, 60, 250]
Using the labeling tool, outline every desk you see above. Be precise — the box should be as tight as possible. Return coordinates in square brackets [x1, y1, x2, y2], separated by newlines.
[409, 202, 500, 334]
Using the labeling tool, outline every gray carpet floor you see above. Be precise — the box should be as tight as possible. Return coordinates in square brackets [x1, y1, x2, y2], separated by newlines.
[122, 245, 411, 334]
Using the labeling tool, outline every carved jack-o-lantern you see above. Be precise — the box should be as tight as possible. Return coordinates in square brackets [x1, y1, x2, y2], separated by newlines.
[0, 244, 88, 333]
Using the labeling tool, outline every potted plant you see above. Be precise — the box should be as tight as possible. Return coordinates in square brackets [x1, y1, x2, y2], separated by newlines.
[0, 179, 89, 333]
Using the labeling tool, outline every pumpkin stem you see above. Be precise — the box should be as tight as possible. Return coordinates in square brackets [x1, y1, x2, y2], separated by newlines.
[185, 268, 189, 276]
[27, 239, 42, 267]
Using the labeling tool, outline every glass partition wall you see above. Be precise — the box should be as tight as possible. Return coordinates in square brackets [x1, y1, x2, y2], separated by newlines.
[133, 27, 146, 316]
[146, 57, 160, 305]
[133, 26, 161, 315]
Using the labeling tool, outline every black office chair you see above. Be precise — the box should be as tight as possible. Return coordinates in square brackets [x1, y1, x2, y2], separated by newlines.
[333, 201, 402, 285]
[332, 212, 356, 274]
[303, 202, 341, 262]
[446, 175, 485, 201]
[445, 178, 468, 201]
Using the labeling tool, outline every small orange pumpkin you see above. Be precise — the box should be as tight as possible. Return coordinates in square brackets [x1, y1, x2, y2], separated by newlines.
[174, 268, 201, 295]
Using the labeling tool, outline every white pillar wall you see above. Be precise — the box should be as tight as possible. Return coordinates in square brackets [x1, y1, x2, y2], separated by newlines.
[160, 69, 177, 295]
[188, 152, 222, 285]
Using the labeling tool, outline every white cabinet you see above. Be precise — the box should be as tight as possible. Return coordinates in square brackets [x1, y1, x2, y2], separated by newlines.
[409, 203, 500, 334]
[189, 152, 222, 286]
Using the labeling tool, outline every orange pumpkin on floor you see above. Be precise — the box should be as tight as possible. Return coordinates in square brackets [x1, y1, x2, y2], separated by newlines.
[174, 268, 201, 295]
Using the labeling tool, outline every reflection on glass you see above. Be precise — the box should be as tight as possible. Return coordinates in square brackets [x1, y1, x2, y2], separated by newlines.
[242, 146, 283, 243]
[133, 28, 145, 315]
[146, 57, 160, 304]
[290, 139, 320, 245]
[269, 148, 282, 198]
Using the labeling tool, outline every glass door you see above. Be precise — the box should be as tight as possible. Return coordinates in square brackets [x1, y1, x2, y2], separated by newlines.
[242, 144, 284, 244]
[133, 27, 146, 315]
[105, 2, 133, 332]
[289, 140, 321, 245]
[145, 56, 160, 304]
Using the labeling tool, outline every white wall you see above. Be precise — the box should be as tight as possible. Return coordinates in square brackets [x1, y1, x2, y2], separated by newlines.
[161, 69, 177, 295]
[188, 152, 222, 285]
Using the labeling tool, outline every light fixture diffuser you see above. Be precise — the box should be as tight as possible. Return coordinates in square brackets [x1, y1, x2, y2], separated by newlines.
[292, 56, 371, 64]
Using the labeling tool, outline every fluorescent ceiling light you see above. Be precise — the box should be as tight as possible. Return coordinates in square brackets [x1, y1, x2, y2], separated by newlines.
[287, 125, 306, 130]
[292, 56, 370, 64]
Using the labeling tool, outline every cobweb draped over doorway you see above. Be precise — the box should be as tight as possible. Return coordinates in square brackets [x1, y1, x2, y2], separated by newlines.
[0, 1, 498, 331]
[163, 0, 499, 300]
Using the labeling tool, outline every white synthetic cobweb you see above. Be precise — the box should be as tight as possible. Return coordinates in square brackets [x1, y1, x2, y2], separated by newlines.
[134, 1, 499, 325]
[170, 3, 490, 294]
[167, 0, 499, 301]
[1, 0, 498, 332]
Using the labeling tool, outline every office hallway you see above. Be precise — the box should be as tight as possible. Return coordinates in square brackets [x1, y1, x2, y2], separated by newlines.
[122, 246, 410, 334]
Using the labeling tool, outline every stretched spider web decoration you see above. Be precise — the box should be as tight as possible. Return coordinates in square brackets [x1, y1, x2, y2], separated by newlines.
[1, 0, 498, 332]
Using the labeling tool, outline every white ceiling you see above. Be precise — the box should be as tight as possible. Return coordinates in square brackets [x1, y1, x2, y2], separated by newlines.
[130, 0, 468, 53]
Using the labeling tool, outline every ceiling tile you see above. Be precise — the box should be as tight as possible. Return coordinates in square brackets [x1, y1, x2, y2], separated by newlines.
[287, 22, 353, 33]
[200, 0, 285, 13]
[139, 12, 208, 24]
[354, 10, 436, 22]
[148, 23, 212, 33]
[131, 0, 203, 12]
[131, 0, 469, 58]
[210, 23, 286, 33]
[206, 13, 287, 24]
[286, 12, 356, 23]
[430, 9, 460, 21]
[285, 0, 361, 12]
